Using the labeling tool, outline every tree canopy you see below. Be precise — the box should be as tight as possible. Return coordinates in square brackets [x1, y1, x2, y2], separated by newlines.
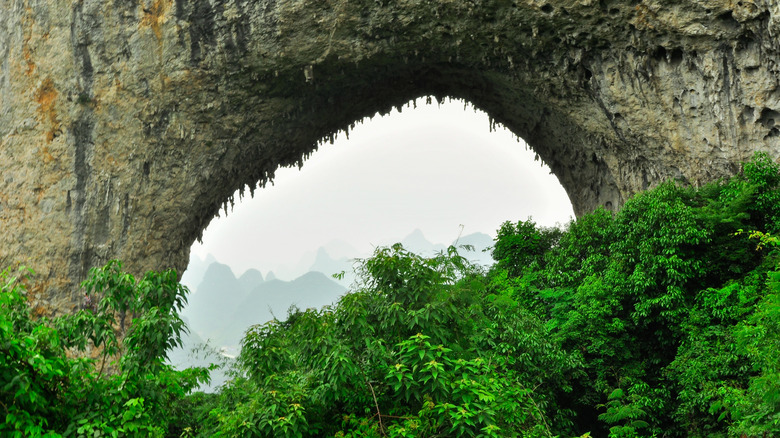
[2, 152, 780, 437]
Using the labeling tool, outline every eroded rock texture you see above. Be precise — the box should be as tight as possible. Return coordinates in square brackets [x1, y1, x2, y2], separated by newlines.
[1, 0, 779, 312]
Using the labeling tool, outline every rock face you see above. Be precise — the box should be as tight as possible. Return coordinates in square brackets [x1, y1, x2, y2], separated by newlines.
[1, 0, 779, 312]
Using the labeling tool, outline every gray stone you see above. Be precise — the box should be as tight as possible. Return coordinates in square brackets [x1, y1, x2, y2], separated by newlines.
[1, 0, 779, 313]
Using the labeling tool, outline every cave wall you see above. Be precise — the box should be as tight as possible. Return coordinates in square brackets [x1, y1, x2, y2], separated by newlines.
[1, 0, 779, 312]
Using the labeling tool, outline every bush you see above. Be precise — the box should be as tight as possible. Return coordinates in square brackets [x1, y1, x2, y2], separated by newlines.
[203, 244, 580, 437]
[0, 262, 211, 437]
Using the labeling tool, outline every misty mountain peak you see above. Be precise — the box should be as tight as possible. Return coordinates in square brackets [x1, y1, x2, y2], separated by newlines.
[239, 268, 264, 283]
[401, 229, 445, 255]
[315, 246, 331, 260]
[403, 228, 427, 242]
[238, 268, 265, 292]
[202, 262, 237, 284]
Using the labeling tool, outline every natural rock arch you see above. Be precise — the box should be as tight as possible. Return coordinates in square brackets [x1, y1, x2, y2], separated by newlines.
[1, 0, 779, 312]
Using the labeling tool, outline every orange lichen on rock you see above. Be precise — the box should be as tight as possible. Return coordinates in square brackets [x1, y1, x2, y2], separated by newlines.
[633, 3, 658, 30]
[41, 146, 55, 164]
[140, 0, 169, 41]
[31, 305, 49, 318]
[34, 77, 60, 143]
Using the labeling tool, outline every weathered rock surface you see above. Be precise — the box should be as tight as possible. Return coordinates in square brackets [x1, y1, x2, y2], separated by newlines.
[1, 0, 779, 312]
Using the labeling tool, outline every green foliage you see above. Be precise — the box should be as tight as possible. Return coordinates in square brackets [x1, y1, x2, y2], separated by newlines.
[533, 152, 780, 436]
[1, 266, 69, 437]
[4, 152, 780, 437]
[492, 219, 562, 278]
[720, 231, 780, 436]
[598, 385, 653, 438]
[201, 244, 578, 437]
[0, 261, 211, 437]
[468, 152, 780, 436]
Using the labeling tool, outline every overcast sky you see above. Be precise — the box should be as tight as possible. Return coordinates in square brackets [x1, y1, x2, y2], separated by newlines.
[189, 98, 575, 277]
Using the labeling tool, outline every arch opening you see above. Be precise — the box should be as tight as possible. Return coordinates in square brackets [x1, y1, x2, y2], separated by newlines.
[177, 63, 625, 277]
[193, 96, 574, 276]
[186, 97, 573, 284]
[170, 97, 574, 381]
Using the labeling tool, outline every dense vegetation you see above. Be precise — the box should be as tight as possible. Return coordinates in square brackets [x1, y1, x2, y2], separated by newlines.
[2, 152, 780, 437]
[0, 262, 211, 436]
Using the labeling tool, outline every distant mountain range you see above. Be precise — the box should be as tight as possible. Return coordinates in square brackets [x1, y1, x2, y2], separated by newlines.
[171, 229, 496, 390]
[217, 271, 346, 347]
[182, 229, 494, 291]
[179, 229, 494, 344]
[265, 229, 494, 285]
[452, 231, 495, 266]
[179, 252, 216, 293]
[171, 260, 347, 390]
[181, 263, 346, 349]
[391, 228, 495, 267]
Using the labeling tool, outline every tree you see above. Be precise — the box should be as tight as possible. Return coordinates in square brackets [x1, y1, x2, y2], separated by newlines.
[206, 244, 580, 437]
[0, 261, 211, 437]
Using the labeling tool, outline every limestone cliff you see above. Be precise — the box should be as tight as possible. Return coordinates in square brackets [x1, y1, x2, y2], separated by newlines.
[1, 0, 779, 312]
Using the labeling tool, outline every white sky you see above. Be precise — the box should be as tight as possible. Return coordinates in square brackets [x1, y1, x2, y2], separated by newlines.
[189, 98, 575, 277]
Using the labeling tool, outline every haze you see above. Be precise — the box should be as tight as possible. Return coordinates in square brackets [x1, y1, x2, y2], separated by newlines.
[188, 98, 575, 278]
